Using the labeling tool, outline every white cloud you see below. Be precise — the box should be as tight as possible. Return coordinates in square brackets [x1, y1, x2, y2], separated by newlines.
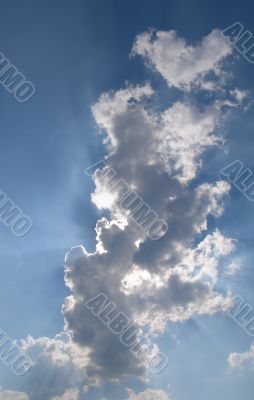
[51, 388, 79, 400]
[20, 332, 89, 370]
[180, 228, 236, 281]
[91, 84, 224, 183]
[121, 228, 235, 333]
[230, 88, 248, 104]
[91, 83, 154, 152]
[228, 342, 254, 370]
[126, 388, 172, 400]
[131, 29, 232, 89]
[157, 102, 221, 182]
[18, 333, 89, 400]
[225, 259, 241, 276]
[0, 390, 28, 400]
[0, 386, 80, 400]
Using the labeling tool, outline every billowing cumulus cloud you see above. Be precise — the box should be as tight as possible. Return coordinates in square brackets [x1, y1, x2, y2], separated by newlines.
[6, 28, 244, 398]
[63, 27, 239, 383]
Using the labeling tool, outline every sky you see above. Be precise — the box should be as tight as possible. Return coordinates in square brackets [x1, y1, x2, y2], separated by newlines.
[0, 0, 254, 399]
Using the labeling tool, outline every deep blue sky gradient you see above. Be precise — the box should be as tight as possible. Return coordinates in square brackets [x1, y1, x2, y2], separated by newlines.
[0, 1, 254, 399]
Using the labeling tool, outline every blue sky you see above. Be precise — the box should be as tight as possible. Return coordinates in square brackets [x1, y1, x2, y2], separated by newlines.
[0, 1, 254, 399]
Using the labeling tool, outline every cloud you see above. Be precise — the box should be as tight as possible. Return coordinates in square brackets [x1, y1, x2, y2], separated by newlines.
[230, 88, 248, 105]
[126, 388, 172, 400]
[0, 390, 28, 400]
[63, 28, 238, 379]
[131, 29, 232, 89]
[124, 229, 234, 333]
[5, 27, 245, 396]
[51, 388, 79, 400]
[91, 84, 223, 182]
[63, 236, 147, 381]
[0, 386, 80, 400]
[228, 342, 254, 370]
[17, 333, 89, 400]
[224, 259, 241, 276]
